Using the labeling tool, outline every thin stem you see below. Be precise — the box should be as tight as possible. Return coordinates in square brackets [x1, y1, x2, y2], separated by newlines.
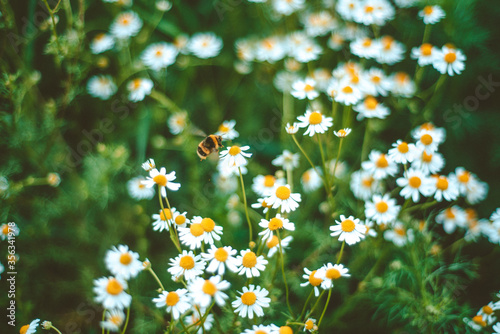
[318, 289, 332, 327]
[278, 230, 294, 318]
[422, 24, 432, 44]
[306, 290, 326, 319]
[147, 267, 165, 291]
[286, 167, 293, 191]
[102, 309, 106, 334]
[332, 138, 344, 179]
[342, 105, 352, 129]
[337, 240, 346, 265]
[41, 0, 62, 63]
[299, 289, 315, 321]
[158, 186, 181, 253]
[120, 307, 131, 334]
[291, 134, 324, 183]
[239, 167, 253, 243]
[317, 134, 330, 190]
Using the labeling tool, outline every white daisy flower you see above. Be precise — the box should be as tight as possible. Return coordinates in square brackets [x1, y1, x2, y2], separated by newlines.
[93, 276, 132, 310]
[251, 198, 273, 214]
[301, 11, 337, 37]
[272, 150, 300, 170]
[236, 249, 268, 278]
[411, 43, 438, 66]
[291, 78, 319, 100]
[373, 36, 405, 65]
[252, 175, 285, 197]
[388, 140, 417, 164]
[266, 235, 293, 257]
[350, 170, 381, 200]
[464, 178, 488, 205]
[332, 80, 363, 106]
[105, 245, 143, 280]
[328, 32, 345, 51]
[219, 145, 252, 169]
[243, 324, 280, 334]
[110, 11, 143, 39]
[477, 302, 499, 325]
[196, 216, 223, 245]
[255, 36, 287, 63]
[361, 150, 398, 180]
[168, 111, 188, 135]
[232, 285, 271, 319]
[172, 210, 189, 229]
[273, 0, 304, 15]
[142, 167, 181, 198]
[330, 215, 366, 245]
[168, 250, 206, 281]
[413, 128, 444, 154]
[127, 78, 153, 102]
[258, 213, 295, 242]
[419, 5, 445, 25]
[19, 319, 40, 334]
[285, 122, 300, 134]
[296, 109, 333, 136]
[353, 96, 390, 120]
[301, 167, 323, 193]
[151, 207, 177, 232]
[178, 217, 221, 250]
[350, 37, 377, 59]
[435, 206, 467, 234]
[184, 309, 214, 333]
[127, 176, 155, 200]
[317, 263, 350, 289]
[153, 289, 191, 320]
[432, 45, 466, 76]
[300, 267, 324, 297]
[87, 75, 117, 100]
[188, 276, 230, 307]
[396, 168, 428, 202]
[1, 222, 19, 240]
[91, 33, 115, 54]
[215, 120, 239, 140]
[366, 67, 391, 96]
[421, 175, 459, 202]
[411, 150, 445, 175]
[364, 220, 378, 237]
[265, 184, 301, 213]
[365, 194, 401, 225]
[353, 0, 395, 26]
[389, 72, 416, 97]
[141, 42, 178, 71]
[141, 158, 156, 172]
[100, 309, 125, 332]
[188, 32, 223, 59]
[304, 318, 318, 332]
[384, 222, 414, 247]
[336, 0, 358, 20]
[311, 68, 332, 91]
[201, 244, 239, 275]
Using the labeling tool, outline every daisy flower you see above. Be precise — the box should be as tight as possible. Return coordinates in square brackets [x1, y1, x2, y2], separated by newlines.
[364, 220, 378, 237]
[127, 176, 155, 200]
[110, 11, 143, 39]
[105, 245, 143, 280]
[328, 32, 345, 51]
[182, 216, 223, 248]
[362, 150, 398, 180]
[389, 72, 416, 97]
[255, 36, 287, 63]
[366, 67, 391, 96]
[141, 42, 178, 71]
[301, 167, 322, 193]
[127, 78, 153, 102]
[353, 96, 390, 120]
[258, 214, 295, 242]
[202, 244, 239, 275]
[285, 122, 300, 134]
[236, 249, 268, 278]
[184, 309, 214, 333]
[436, 206, 467, 234]
[333, 128, 352, 139]
[396, 168, 428, 202]
[93, 276, 132, 310]
[19, 319, 40, 334]
[215, 119, 239, 140]
[374, 36, 405, 65]
[251, 198, 273, 214]
[421, 175, 459, 202]
[252, 175, 285, 197]
[304, 318, 318, 332]
[168, 250, 206, 281]
[302, 11, 337, 37]
[266, 235, 293, 257]
[413, 128, 444, 154]
[172, 210, 189, 229]
[151, 207, 177, 232]
[142, 167, 181, 198]
[188, 276, 230, 307]
[478, 302, 500, 325]
[91, 33, 115, 54]
[300, 268, 324, 296]
[168, 111, 188, 135]
[411, 43, 438, 66]
[265, 184, 301, 213]
[296, 109, 333, 136]
[100, 309, 125, 332]
[188, 32, 223, 59]
[350, 37, 377, 59]
[243, 324, 280, 334]
[272, 150, 300, 170]
[350, 170, 380, 200]
[365, 194, 401, 225]
[411, 150, 445, 175]
[141, 158, 156, 172]
[291, 78, 319, 100]
[273, 0, 304, 15]
[330, 215, 366, 245]
[336, 0, 358, 20]
[153, 289, 191, 320]
[292, 41, 323, 63]
[333, 80, 363, 105]
[464, 178, 489, 205]
[388, 140, 417, 164]
[232, 285, 271, 319]
[87, 75, 117, 100]
[317, 263, 350, 289]
[419, 5, 445, 25]
[384, 222, 414, 247]
[1, 222, 19, 240]
[433, 45, 466, 76]
[219, 145, 252, 169]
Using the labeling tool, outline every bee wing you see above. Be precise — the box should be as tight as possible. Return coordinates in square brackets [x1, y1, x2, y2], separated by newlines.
[189, 126, 207, 138]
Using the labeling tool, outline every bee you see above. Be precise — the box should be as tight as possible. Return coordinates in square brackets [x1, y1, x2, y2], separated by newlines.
[197, 134, 223, 160]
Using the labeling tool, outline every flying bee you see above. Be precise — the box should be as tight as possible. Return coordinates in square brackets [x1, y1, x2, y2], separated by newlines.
[197, 134, 223, 160]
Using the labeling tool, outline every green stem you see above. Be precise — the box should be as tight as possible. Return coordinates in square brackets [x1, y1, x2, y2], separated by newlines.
[158, 186, 182, 253]
[342, 105, 352, 129]
[291, 134, 323, 183]
[306, 290, 326, 319]
[337, 240, 345, 265]
[317, 289, 332, 327]
[239, 167, 253, 243]
[360, 120, 371, 163]
[102, 309, 106, 334]
[120, 307, 131, 334]
[41, 0, 62, 64]
[148, 267, 165, 291]
[332, 138, 344, 179]
[278, 230, 294, 318]
[286, 167, 293, 191]
[150, 90, 183, 113]
[422, 24, 432, 44]
[49, 325, 63, 334]
[299, 289, 315, 321]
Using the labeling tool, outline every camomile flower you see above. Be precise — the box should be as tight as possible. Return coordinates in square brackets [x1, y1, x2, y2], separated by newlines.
[302, 11, 337, 37]
[304, 318, 318, 332]
[285, 122, 300, 134]
[301, 167, 322, 193]
[151, 207, 177, 232]
[202, 244, 239, 275]
[251, 198, 273, 214]
[173, 34, 190, 54]
[300, 268, 324, 296]
[236, 249, 268, 278]
[110, 11, 143, 39]
[330, 215, 366, 245]
[317, 263, 350, 289]
[265, 184, 301, 213]
[93, 276, 132, 309]
[255, 36, 287, 63]
[311, 68, 332, 91]
[366, 67, 391, 96]
[350, 37, 377, 59]
[105, 245, 143, 280]
[266, 235, 293, 257]
[232, 285, 271, 319]
[389, 72, 416, 97]
[274, 71, 300, 92]
[273, 0, 304, 16]
[0, 222, 19, 240]
[478, 302, 500, 325]
[328, 32, 345, 51]
[350, 170, 380, 200]
[292, 41, 323, 63]
[432, 45, 466, 76]
[413, 128, 444, 154]
[100, 309, 125, 332]
[258, 214, 295, 242]
[464, 178, 488, 205]
[91, 33, 115, 54]
[365, 194, 401, 225]
[411, 150, 445, 175]
[178, 217, 222, 249]
[87, 75, 117, 100]
[252, 175, 285, 197]
[419, 5, 445, 25]
[168, 111, 188, 135]
[421, 175, 459, 202]
[362, 150, 398, 180]
[272, 150, 300, 170]
[194, 216, 223, 245]
[336, 0, 358, 20]
[188, 32, 223, 59]
[396, 168, 428, 202]
[235, 38, 255, 62]
[296, 109, 333, 136]
[172, 210, 189, 229]
[142, 167, 180, 198]
[127, 176, 155, 200]
[353, 0, 395, 26]
[364, 220, 378, 237]
[168, 250, 206, 281]
[153, 289, 191, 320]
[373, 36, 405, 65]
[384, 222, 414, 247]
[353, 96, 390, 120]
[219, 145, 252, 169]
[127, 78, 153, 102]
[388, 140, 417, 164]
[184, 308, 214, 333]
[141, 158, 156, 172]
[188, 276, 230, 307]
[215, 120, 239, 140]
[20, 319, 40, 334]
[141, 42, 178, 71]
[332, 80, 363, 106]
[435, 206, 467, 234]
[411, 43, 438, 66]
[291, 78, 319, 100]
[243, 324, 280, 334]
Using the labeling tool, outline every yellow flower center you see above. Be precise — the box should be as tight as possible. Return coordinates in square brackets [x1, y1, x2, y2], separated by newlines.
[266, 235, 279, 248]
[482, 305, 493, 315]
[190, 223, 205, 237]
[395, 72, 408, 83]
[365, 5, 374, 13]
[423, 6, 433, 15]
[458, 171, 470, 183]
[153, 174, 167, 187]
[444, 52, 457, 63]
[420, 134, 433, 146]
[166, 291, 179, 306]
[309, 270, 323, 286]
[119, 253, 132, 265]
[214, 248, 228, 262]
[218, 124, 230, 133]
[305, 319, 314, 330]
[422, 151, 433, 163]
[341, 219, 355, 232]
[255, 331, 267, 334]
[268, 217, 284, 231]
[20, 325, 30, 334]
[382, 36, 393, 50]
[375, 201, 389, 213]
[325, 268, 341, 280]
[445, 208, 455, 219]
[362, 38, 372, 47]
[408, 176, 421, 188]
[110, 315, 122, 325]
[229, 146, 241, 156]
[241, 291, 257, 306]
[202, 280, 217, 296]
[342, 85, 353, 94]
[302, 171, 311, 182]
[275, 186, 291, 200]
[2, 224, 9, 235]
[375, 154, 389, 168]
[309, 112, 323, 125]
[364, 96, 378, 110]
[175, 215, 186, 225]
[436, 177, 449, 190]
[397, 142, 409, 153]
[263, 175, 275, 187]
[472, 315, 486, 327]
[201, 218, 215, 232]
[362, 177, 373, 188]
[132, 78, 142, 90]
[160, 209, 173, 221]
[106, 278, 123, 295]
[242, 251, 257, 268]
[395, 227, 406, 236]
[279, 326, 293, 334]
[421, 43, 433, 56]
[179, 255, 195, 270]
[120, 16, 130, 25]
[155, 50, 163, 57]
[371, 75, 381, 83]
[337, 129, 347, 137]
[304, 83, 314, 92]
